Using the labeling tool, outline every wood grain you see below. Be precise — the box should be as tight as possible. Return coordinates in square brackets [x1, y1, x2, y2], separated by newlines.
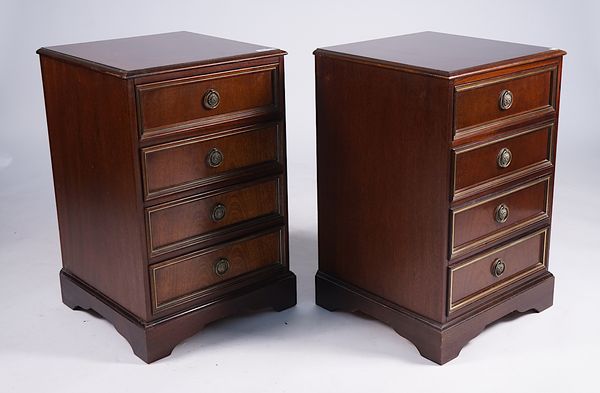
[451, 177, 550, 255]
[315, 53, 452, 322]
[147, 179, 279, 256]
[137, 64, 277, 136]
[449, 228, 547, 312]
[455, 67, 553, 132]
[453, 123, 553, 197]
[39, 33, 296, 363]
[37, 31, 285, 79]
[40, 55, 149, 320]
[314, 32, 564, 364]
[142, 123, 279, 199]
[151, 230, 281, 312]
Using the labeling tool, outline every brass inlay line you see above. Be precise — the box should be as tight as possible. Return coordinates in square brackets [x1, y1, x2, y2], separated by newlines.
[141, 122, 279, 199]
[451, 123, 554, 197]
[448, 228, 548, 313]
[136, 63, 280, 138]
[150, 229, 283, 312]
[145, 178, 280, 257]
[137, 63, 278, 91]
[453, 65, 559, 137]
[450, 176, 551, 257]
[454, 66, 556, 92]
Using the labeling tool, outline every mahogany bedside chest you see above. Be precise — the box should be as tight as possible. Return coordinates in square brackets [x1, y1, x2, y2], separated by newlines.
[38, 32, 296, 362]
[314, 32, 565, 364]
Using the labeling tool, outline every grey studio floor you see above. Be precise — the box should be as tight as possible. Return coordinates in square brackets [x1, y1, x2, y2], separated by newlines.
[2, 152, 599, 392]
[2, 1, 600, 392]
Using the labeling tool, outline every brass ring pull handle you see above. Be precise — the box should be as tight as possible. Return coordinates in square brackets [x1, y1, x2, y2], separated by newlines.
[494, 203, 510, 223]
[203, 89, 220, 109]
[497, 147, 512, 168]
[211, 203, 226, 222]
[206, 148, 224, 168]
[499, 89, 513, 110]
[491, 258, 506, 277]
[214, 257, 230, 276]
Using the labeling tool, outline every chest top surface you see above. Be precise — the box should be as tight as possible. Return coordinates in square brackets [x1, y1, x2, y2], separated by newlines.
[37, 31, 285, 78]
[315, 31, 564, 77]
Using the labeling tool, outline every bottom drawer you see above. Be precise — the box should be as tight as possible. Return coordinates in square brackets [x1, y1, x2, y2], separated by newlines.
[150, 230, 282, 313]
[448, 228, 548, 313]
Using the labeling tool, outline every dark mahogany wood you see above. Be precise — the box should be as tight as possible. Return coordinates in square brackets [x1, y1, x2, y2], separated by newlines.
[316, 269, 554, 365]
[37, 31, 285, 78]
[142, 123, 280, 199]
[39, 55, 149, 320]
[151, 230, 282, 312]
[454, 67, 553, 131]
[315, 32, 564, 364]
[453, 123, 553, 198]
[39, 32, 296, 363]
[317, 31, 564, 78]
[146, 178, 279, 256]
[137, 64, 278, 137]
[62, 266, 296, 363]
[451, 177, 550, 257]
[449, 228, 547, 313]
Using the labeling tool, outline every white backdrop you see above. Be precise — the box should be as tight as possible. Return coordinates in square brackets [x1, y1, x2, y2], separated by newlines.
[1, 1, 599, 392]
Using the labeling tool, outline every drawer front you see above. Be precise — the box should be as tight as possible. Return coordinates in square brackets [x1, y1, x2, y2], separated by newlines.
[137, 64, 278, 137]
[147, 179, 279, 257]
[150, 230, 281, 312]
[454, 66, 556, 134]
[449, 228, 548, 313]
[453, 124, 553, 198]
[451, 177, 550, 256]
[142, 124, 279, 199]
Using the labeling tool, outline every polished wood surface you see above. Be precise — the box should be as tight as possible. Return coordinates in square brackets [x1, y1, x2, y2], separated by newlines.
[151, 230, 281, 312]
[451, 177, 550, 256]
[454, 67, 553, 131]
[315, 31, 563, 77]
[61, 266, 296, 363]
[316, 54, 451, 322]
[449, 229, 547, 312]
[137, 64, 277, 136]
[315, 32, 564, 364]
[39, 32, 296, 363]
[142, 123, 279, 199]
[38, 31, 285, 78]
[40, 56, 149, 319]
[453, 123, 553, 196]
[317, 269, 554, 365]
[147, 179, 279, 256]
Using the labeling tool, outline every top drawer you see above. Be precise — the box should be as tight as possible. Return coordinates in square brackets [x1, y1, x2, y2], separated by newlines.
[454, 66, 558, 136]
[137, 64, 279, 138]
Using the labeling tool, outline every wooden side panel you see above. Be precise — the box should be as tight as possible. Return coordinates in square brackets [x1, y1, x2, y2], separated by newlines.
[316, 55, 452, 322]
[40, 56, 148, 320]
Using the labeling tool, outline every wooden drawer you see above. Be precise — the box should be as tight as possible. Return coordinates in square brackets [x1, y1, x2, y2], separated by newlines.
[142, 123, 279, 199]
[137, 64, 278, 138]
[146, 179, 279, 257]
[452, 123, 553, 199]
[150, 230, 282, 313]
[449, 228, 548, 313]
[454, 66, 556, 135]
[450, 177, 550, 257]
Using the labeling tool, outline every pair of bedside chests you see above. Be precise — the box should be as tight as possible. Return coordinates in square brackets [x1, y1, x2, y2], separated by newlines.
[38, 31, 565, 364]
